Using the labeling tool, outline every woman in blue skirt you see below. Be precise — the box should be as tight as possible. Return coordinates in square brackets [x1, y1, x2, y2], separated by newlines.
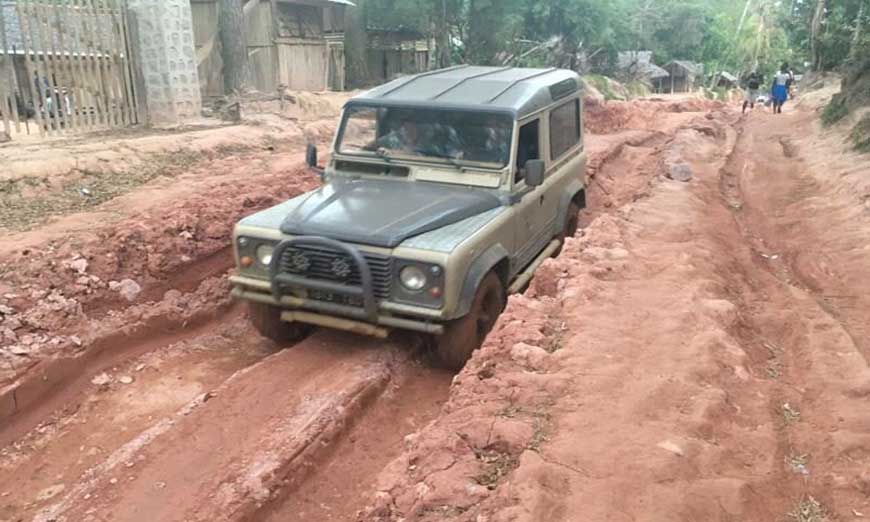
[771, 63, 792, 114]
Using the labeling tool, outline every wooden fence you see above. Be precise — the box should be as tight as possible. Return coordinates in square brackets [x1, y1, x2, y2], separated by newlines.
[0, 0, 138, 139]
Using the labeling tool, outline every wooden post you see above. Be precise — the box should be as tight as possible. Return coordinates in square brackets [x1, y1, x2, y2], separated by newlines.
[0, 2, 10, 138]
[17, 1, 47, 137]
[119, 0, 139, 124]
[114, 0, 135, 125]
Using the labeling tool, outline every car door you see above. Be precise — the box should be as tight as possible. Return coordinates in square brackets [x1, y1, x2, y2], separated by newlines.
[513, 118, 553, 272]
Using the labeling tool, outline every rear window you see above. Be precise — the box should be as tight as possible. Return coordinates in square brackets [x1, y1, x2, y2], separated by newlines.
[549, 99, 581, 160]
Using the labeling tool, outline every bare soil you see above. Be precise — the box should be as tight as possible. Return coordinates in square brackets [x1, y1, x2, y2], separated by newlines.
[2, 91, 868, 522]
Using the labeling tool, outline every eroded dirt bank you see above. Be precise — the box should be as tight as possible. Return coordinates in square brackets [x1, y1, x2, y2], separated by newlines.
[358, 105, 870, 521]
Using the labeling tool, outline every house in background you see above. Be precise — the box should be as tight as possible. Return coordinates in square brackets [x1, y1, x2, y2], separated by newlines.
[616, 51, 669, 90]
[713, 71, 738, 89]
[364, 25, 429, 85]
[661, 60, 704, 93]
[191, 0, 352, 99]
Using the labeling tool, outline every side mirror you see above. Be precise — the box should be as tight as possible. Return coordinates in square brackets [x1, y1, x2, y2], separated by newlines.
[306, 143, 325, 180]
[525, 159, 545, 187]
[306, 143, 318, 168]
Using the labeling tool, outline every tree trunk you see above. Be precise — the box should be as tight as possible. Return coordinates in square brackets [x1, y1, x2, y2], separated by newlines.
[850, 2, 865, 60]
[810, 0, 826, 70]
[437, 0, 450, 68]
[219, 0, 250, 93]
[343, 0, 369, 87]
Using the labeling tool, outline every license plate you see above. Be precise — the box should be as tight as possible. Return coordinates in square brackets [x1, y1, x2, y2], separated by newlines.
[309, 290, 363, 307]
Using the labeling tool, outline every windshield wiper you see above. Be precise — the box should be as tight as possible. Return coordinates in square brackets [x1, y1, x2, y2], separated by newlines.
[424, 152, 465, 171]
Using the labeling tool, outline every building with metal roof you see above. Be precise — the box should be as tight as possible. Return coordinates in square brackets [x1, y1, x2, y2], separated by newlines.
[349, 65, 582, 119]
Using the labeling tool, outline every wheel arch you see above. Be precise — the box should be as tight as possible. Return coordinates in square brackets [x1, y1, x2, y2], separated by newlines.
[453, 243, 510, 320]
[555, 181, 586, 235]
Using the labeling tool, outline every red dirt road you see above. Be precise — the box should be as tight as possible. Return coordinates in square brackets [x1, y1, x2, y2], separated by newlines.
[3, 93, 869, 522]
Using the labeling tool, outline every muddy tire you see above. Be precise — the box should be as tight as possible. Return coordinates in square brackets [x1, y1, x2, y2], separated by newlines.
[248, 302, 312, 344]
[433, 272, 506, 371]
[553, 201, 581, 257]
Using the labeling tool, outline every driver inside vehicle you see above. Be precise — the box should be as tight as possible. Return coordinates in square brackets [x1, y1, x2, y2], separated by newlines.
[374, 116, 465, 160]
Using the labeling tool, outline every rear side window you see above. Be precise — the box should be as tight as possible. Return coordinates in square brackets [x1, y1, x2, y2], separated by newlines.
[549, 99, 581, 160]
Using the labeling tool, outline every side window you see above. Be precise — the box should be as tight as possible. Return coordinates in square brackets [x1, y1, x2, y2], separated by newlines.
[515, 120, 540, 183]
[549, 99, 581, 160]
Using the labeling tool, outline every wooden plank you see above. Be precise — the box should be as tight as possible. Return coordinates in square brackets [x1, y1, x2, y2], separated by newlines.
[33, 2, 64, 135]
[54, 0, 81, 131]
[0, 3, 10, 137]
[114, 0, 135, 125]
[69, 0, 95, 128]
[97, 0, 122, 127]
[87, 0, 112, 127]
[17, 1, 46, 137]
[42, 1, 72, 132]
[80, 0, 108, 127]
[103, 0, 127, 126]
[119, 0, 139, 124]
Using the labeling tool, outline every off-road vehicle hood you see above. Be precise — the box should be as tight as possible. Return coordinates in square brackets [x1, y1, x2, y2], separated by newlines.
[278, 177, 503, 248]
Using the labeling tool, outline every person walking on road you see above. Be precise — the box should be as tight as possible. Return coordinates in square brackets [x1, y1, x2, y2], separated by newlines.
[742, 70, 763, 114]
[771, 63, 791, 114]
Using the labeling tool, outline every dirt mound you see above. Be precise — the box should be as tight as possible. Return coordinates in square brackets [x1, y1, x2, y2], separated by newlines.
[0, 157, 319, 388]
[584, 97, 722, 134]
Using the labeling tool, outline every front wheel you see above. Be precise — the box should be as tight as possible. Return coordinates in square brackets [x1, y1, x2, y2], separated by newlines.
[432, 272, 506, 371]
[248, 302, 312, 345]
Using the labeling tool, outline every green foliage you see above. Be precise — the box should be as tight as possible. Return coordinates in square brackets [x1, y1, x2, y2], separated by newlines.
[851, 114, 870, 153]
[822, 96, 849, 126]
[351, 0, 863, 90]
[583, 75, 620, 101]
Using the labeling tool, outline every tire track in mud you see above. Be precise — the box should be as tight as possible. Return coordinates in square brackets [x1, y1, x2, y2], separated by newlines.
[715, 118, 870, 518]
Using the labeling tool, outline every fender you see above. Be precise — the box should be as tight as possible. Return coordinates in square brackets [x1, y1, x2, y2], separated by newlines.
[452, 243, 510, 319]
[555, 180, 586, 235]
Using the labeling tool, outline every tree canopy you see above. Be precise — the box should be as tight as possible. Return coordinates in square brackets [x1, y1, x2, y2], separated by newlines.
[349, 0, 869, 80]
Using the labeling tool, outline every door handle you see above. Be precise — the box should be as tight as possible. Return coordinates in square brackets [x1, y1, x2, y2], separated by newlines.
[539, 195, 545, 206]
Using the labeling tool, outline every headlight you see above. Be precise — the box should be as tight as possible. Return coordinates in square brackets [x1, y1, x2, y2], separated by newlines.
[256, 244, 274, 266]
[399, 266, 427, 291]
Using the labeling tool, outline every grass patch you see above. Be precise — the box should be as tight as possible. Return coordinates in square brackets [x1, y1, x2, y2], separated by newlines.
[584, 74, 623, 101]
[0, 144, 256, 232]
[472, 449, 519, 489]
[625, 80, 651, 99]
[787, 496, 827, 522]
[821, 96, 849, 126]
[786, 452, 809, 475]
[781, 402, 801, 424]
[849, 113, 870, 153]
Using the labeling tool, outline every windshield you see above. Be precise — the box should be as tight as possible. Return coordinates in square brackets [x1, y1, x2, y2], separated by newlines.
[336, 105, 514, 167]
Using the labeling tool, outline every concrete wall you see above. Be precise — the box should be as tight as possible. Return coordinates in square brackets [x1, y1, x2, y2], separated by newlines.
[128, 0, 202, 125]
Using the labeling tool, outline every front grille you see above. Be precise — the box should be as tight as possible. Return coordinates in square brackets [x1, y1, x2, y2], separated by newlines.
[279, 245, 393, 300]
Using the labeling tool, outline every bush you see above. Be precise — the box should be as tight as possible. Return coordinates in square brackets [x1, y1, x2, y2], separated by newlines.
[850, 114, 870, 153]
[822, 95, 849, 126]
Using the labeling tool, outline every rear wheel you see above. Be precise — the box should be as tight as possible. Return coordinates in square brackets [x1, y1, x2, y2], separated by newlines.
[433, 272, 506, 371]
[553, 201, 581, 257]
[248, 302, 312, 344]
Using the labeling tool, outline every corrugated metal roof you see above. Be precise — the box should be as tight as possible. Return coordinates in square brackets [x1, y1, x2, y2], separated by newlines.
[350, 65, 582, 118]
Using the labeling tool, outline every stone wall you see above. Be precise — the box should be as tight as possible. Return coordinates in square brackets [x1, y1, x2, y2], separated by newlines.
[127, 0, 202, 126]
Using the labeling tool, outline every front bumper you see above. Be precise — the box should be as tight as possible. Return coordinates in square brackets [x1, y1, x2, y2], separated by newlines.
[230, 275, 445, 335]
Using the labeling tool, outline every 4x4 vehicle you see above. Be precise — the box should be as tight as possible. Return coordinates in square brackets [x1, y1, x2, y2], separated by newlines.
[231, 66, 587, 369]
